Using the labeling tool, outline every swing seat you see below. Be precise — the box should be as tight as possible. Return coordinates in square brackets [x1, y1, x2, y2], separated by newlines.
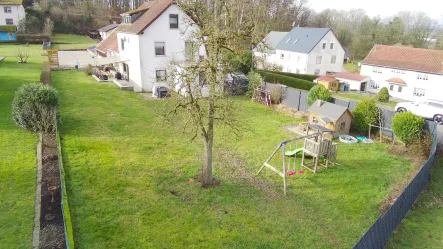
[297, 170, 304, 174]
[288, 171, 296, 176]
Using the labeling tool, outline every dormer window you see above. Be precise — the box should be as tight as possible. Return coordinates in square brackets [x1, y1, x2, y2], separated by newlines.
[123, 16, 132, 24]
[169, 14, 178, 29]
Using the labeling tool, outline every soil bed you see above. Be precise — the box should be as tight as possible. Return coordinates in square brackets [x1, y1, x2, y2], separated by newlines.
[40, 134, 66, 249]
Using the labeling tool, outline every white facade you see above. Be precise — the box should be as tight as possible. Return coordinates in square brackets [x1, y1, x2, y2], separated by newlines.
[99, 30, 113, 40]
[361, 64, 443, 102]
[116, 4, 204, 92]
[335, 77, 369, 91]
[256, 30, 345, 75]
[0, 4, 25, 26]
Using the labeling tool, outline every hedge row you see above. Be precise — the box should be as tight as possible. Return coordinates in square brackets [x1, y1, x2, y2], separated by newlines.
[16, 34, 51, 44]
[0, 25, 17, 32]
[257, 71, 315, 90]
[256, 70, 317, 82]
[40, 62, 52, 84]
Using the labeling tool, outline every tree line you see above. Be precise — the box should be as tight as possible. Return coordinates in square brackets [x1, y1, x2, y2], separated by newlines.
[21, 0, 443, 58]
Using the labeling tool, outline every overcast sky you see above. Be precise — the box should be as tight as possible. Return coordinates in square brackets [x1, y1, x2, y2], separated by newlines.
[309, 0, 443, 22]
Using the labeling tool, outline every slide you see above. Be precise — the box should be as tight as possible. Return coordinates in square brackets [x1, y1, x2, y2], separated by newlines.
[285, 148, 307, 156]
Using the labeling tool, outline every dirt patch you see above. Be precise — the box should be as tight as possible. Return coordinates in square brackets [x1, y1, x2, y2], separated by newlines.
[215, 148, 281, 200]
[40, 134, 66, 249]
[273, 104, 308, 119]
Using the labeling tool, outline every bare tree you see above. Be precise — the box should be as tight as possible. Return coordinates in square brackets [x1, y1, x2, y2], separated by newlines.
[165, 0, 254, 187]
[16, 49, 29, 64]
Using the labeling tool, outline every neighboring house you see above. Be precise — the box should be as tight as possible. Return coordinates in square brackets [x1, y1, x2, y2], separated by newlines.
[98, 23, 118, 40]
[314, 76, 339, 90]
[96, 0, 205, 92]
[254, 27, 345, 75]
[308, 100, 353, 135]
[334, 72, 369, 92]
[0, 0, 24, 41]
[254, 31, 288, 70]
[361, 44, 443, 101]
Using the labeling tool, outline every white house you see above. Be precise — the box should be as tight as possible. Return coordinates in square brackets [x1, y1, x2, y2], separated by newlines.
[361, 44, 443, 102]
[254, 27, 345, 75]
[334, 72, 369, 92]
[0, 0, 24, 26]
[96, 0, 205, 92]
[97, 23, 118, 40]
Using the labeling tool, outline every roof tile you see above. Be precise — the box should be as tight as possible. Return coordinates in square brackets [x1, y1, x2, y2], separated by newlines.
[334, 72, 369, 81]
[362, 44, 443, 74]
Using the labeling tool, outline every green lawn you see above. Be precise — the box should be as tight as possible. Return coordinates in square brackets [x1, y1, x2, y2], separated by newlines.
[55, 70, 414, 248]
[344, 60, 360, 73]
[51, 33, 99, 49]
[0, 48, 41, 248]
[386, 153, 443, 249]
[332, 92, 399, 109]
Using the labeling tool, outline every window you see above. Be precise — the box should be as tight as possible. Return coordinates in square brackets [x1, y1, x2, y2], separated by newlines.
[413, 88, 426, 97]
[155, 42, 165, 56]
[123, 63, 128, 72]
[169, 14, 178, 29]
[331, 55, 336, 64]
[314, 69, 320, 75]
[429, 102, 443, 108]
[123, 16, 131, 24]
[391, 69, 405, 74]
[120, 38, 125, 51]
[322, 42, 326, 49]
[156, 70, 166, 81]
[293, 39, 299, 44]
[5, 18, 13, 25]
[340, 122, 346, 131]
[280, 53, 284, 59]
[316, 56, 322, 64]
[330, 43, 334, 49]
[7, 32, 12, 36]
[285, 38, 291, 43]
[417, 73, 428, 80]
[372, 67, 382, 74]
[398, 86, 402, 92]
[369, 80, 380, 89]
[389, 84, 394, 91]
[4, 7, 11, 13]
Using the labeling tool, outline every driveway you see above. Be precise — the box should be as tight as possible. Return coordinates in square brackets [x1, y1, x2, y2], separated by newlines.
[58, 50, 95, 69]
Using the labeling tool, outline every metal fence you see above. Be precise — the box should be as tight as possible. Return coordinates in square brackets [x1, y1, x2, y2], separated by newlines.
[264, 82, 396, 130]
[353, 121, 438, 249]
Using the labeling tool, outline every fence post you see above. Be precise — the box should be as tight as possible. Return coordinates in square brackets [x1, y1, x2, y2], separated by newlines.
[297, 90, 302, 111]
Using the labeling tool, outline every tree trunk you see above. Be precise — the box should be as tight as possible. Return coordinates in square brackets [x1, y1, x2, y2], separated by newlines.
[201, 136, 213, 187]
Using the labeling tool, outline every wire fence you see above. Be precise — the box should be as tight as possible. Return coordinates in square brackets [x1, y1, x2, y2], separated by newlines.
[353, 121, 438, 249]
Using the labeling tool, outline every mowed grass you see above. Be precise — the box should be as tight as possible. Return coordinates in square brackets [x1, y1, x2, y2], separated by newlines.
[332, 92, 399, 109]
[386, 153, 443, 249]
[344, 60, 360, 73]
[0, 47, 41, 247]
[55, 70, 415, 248]
[51, 33, 99, 49]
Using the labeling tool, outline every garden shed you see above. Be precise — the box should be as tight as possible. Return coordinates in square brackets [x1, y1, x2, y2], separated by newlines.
[308, 100, 353, 135]
[315, 76, 340, 91]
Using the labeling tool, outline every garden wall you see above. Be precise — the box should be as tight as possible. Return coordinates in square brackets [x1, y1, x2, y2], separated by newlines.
[353, 121, 438, 249]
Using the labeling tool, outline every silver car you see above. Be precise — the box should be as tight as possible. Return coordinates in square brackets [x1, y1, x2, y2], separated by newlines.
[395, 99, 443, 124]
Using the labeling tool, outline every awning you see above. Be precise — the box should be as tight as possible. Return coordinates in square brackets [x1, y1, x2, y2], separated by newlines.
[96, 55, 129, 66]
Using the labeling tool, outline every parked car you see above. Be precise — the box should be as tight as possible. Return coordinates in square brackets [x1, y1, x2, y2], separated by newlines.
[395, 99, 443, 124]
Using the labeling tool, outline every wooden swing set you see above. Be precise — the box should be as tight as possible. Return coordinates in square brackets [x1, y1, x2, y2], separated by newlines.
[256, 124, 338, 195]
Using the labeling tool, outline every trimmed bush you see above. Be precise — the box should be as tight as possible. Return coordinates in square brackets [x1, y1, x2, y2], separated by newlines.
[257, 71, 314, 90]
[40, 62, 52, 84]
[307, 84, 331, 106]
[376, 87, 390, 102]
[352, 99, 379, 133]
[392, 112, 424, 146]
[246, 71, 262, 97]
[0, 25, 17, 32]
[258, 70, 318, 82]
[16, 34, 51, 44]
[12, 83, 59, 134]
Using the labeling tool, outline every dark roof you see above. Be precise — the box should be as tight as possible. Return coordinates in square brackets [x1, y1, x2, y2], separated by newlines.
[275, 27, 331, 54]
[362, 44, 443, 75]
[334, 72, 369, 81]
[308, 100, 349, 120]
[98, 24, 118, 32]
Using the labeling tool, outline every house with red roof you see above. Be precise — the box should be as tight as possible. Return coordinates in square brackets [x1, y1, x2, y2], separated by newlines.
[360, 44, 443, 101]
[95, 0, 205, 92]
